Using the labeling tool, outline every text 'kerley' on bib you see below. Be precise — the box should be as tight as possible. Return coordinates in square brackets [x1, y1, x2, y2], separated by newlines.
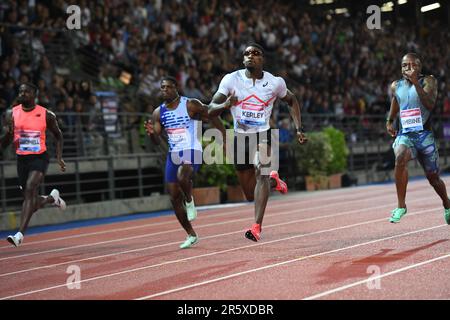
[238, 102, 265, 126]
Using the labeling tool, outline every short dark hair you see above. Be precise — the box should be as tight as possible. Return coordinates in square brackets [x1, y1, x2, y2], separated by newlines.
[403, 53, 422, 64]
[245, 42, 265, 55]
[161, 76, 178, 86]
[23, 82, 38, 94]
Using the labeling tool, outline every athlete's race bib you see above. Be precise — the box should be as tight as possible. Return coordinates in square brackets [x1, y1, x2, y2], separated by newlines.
[167, 128, 189, 149]
[400, 108, 423, 131]
[18, 131, 41, 152]
[238, 103, 265, 126]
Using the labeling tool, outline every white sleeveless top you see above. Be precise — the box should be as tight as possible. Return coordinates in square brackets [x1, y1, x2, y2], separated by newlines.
[159, 96, 202, 152]
[217, 69, 287, 133]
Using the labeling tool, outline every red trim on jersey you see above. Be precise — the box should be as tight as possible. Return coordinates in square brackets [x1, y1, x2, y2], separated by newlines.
[236, 94, 276, 108]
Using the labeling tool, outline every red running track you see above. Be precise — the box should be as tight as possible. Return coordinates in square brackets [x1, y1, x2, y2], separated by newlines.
[0, 178, 449, 300]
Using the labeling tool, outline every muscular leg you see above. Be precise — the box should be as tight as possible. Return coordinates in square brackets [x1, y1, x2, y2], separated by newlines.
[177, 164, 194, 202]
[417, 139, 450, 209]
[425, 172, 450, 208]
[34, 196, 52, 211]
[237, 145, 276, 224]
[238, 168, 270, 224]
[236, 168, 256, 202]
[237, 144, 278, 224]
[32, 191, 56, 213]
[19, 171, 50, 234]
[253, 143, 272, 225]
[167, 183, 196, 236]
[394, 145, 411, 208]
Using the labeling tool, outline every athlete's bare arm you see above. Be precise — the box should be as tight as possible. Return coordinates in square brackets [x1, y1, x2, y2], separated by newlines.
[187, 99, 209, 122]
[145, 107, 163, 145]
[46, 110, 66, 172]
[0, 109, 13, 150]
[208, 91, 237, 118]
[386, 81, 399, 138]
[208, 92, 230, 140]
[414, 75, 438, 111]
[280, 89, 307, 144]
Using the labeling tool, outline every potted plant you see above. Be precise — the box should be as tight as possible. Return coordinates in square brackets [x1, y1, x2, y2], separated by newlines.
[193, 163, 223, 205]
[323, 126, 349, 188]
[194, 160, 247, 204]
[224, 164, 247, 203]
[291, 127, 349, 191]
[291, 131, 333, 191]
[192, 139, 229, 205]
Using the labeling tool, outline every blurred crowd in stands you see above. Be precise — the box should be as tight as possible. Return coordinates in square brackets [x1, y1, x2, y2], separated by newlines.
[0, 0, 449, 146]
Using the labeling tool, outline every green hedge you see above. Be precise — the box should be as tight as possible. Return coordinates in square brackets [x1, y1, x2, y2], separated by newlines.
[292, 126, 348, 177]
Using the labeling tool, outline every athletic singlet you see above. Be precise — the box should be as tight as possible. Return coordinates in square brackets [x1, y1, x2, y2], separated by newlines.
[12, 104, 47, 155]
[395, 77, 431, 134]
[159, 96, 202, 152]
[217, 69, 287, 133]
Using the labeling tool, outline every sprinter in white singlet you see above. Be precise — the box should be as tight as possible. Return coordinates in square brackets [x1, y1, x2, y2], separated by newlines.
[209, 43, 307, 242]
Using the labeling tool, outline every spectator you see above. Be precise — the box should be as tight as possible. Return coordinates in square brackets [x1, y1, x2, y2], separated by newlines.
[35, 56, 53, 88]
[183, 78, 205, 102]
[0, 0, 448, 152]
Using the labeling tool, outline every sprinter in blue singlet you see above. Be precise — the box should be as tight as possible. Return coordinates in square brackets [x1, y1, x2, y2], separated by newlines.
[145, 76, 208, 248]
[386, 53, 450, 224]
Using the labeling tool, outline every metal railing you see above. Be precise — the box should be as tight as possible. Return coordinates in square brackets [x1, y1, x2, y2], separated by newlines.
[0, 111, 439, 157]
[1, 111, 156, 160]
[3, 111, 450, 211]
[3, 111, 450, 160]
[0, 153, 165, 213]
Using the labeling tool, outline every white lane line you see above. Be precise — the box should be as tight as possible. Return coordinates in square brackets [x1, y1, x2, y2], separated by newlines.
[0, 206, 442, 300]
[303, 252, 450, 300]
[136, 223, 446, 300]
[0, 185, 395, 250]
[0, 198, 428, 277]
[0, 187, 416, 262]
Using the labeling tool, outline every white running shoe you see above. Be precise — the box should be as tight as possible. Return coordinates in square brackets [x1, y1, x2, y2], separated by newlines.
[179, 235, 198, 249]
[50, 189, 66, 210]
[185, 197, 197, 221]
[7, 232, 23, 247]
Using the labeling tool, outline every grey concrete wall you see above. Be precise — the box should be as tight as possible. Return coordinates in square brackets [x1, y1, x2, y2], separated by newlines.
[2, 156, 161, 178]
[0, 194, 172, 232]
[354, 160, 435, 185]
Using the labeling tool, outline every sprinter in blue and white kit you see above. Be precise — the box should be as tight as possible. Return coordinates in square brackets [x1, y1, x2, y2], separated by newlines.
[145, 76, 208, 249]
[386, 53, 450, 224]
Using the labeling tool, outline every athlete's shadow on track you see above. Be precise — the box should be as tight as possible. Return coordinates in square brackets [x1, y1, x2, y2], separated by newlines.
[315, 239, 448, 285]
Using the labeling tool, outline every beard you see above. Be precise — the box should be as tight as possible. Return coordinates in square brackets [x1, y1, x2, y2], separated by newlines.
[16, 96, 25, 104]
[17, 97, 34, 107]
[245, 64, 255, 73]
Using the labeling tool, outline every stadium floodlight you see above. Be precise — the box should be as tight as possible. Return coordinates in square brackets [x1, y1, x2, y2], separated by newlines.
[420, 2, 441, 12]
[381, 2, 394, 12]
[334, 8, 348, 14]
[310, 0, 334, 5]
[397, 0, 407, 4]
